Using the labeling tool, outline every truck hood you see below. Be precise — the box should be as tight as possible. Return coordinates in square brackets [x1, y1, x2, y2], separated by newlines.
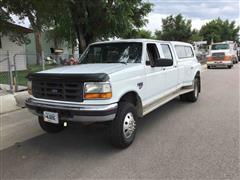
[38, 63, 128, 75]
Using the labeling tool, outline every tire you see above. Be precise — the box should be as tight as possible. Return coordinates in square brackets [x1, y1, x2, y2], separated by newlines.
[109, 102, 137, 148]
[228, 65, 232, 69]
[207, 66, 210, 69]
[38, 116, 65, 133]
[180, 77, 200, 102]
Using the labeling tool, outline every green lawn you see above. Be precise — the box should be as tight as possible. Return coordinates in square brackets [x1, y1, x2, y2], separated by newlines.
[0, 64, 57, 86]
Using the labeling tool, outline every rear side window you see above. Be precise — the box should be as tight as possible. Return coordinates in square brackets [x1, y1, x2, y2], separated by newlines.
[175, 45, 194, 59]
[161, 44, 173, 60]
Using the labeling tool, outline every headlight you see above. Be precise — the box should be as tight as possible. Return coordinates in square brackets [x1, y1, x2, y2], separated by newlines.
[84, 82, 112, 99]
[27, 81, 32, 95]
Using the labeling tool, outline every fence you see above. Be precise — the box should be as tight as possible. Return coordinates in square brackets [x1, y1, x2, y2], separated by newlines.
[0, 51, 75, 93]
[0, 51, 14, 93]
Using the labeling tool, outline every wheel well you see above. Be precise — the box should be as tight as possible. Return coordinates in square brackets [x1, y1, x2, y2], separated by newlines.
[119, 91, 143, 117]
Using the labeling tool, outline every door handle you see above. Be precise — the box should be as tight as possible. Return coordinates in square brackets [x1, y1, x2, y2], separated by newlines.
[162, 68, 166, 70]
[174, 65, 177, 68]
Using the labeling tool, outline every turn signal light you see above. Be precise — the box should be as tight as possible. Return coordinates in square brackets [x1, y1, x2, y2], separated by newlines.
[224, 55, 232, 61]
[84, 92, 112, 99]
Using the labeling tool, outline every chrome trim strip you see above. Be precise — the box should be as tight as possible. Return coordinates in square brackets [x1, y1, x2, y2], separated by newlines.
[28, 98, 118, 111]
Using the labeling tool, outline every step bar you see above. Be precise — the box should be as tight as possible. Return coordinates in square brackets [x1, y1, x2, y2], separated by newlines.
[142, 87, 194, 116]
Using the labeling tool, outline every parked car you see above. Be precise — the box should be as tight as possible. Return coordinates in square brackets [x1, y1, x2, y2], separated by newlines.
[26, 39, 201, 148]
[207, 41, 238, 69]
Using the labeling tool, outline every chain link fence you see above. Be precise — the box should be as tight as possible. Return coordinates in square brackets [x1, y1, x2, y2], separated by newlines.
[0, 51, 77, 93]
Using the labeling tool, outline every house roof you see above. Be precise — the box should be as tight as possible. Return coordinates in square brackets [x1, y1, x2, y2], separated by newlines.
[3, 21, 33, 33]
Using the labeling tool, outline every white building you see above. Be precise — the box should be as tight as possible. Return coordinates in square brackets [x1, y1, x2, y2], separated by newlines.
[0, 23, 33, 72]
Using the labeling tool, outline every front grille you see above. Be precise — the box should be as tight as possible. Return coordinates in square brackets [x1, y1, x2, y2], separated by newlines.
[212, 52, 225, 60]
[32, 80, 84, 102]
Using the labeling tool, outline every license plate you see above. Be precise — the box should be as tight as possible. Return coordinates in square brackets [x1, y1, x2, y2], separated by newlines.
[43, 111, 59, 124]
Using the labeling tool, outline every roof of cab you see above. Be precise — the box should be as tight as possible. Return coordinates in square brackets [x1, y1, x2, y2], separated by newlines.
[91, 39, 192, 46]
[91, 38, 167, 45]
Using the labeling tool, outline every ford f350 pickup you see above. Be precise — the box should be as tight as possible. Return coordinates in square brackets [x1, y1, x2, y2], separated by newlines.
[26, 39, 201, 148]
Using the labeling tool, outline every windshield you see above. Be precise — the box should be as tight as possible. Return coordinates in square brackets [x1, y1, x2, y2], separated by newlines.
[211, 44, 229, 50]
[80, 42, 142, 64]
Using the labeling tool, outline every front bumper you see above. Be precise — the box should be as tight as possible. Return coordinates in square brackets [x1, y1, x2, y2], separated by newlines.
[207, 61, 232, 68]
[25, 98, 118, 122]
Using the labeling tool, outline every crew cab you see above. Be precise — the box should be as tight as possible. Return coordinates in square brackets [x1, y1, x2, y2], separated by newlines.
[26, 39, 201, 148]
[207, 41, 238, 69]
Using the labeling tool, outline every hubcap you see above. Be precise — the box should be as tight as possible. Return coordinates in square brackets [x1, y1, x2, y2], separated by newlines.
[123, 112, 136, 139]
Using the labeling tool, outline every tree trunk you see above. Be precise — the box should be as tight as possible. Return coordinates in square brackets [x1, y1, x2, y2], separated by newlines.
[71, 39, 75, 56]
[34, 31, 42, 65]
[76, 27, 86, 55]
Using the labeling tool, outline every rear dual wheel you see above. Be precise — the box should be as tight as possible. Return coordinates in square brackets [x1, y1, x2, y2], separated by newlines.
[180, 77, 200, 102]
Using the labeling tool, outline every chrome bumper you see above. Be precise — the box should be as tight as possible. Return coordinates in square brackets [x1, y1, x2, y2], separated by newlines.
[207, 61, 232, 67]
[25, 98, 118, 122]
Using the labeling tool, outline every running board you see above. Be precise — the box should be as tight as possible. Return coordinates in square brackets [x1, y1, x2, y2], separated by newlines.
[142, 88, 194, 116]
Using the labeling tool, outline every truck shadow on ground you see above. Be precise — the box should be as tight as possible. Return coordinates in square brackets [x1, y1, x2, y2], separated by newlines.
[2, 98, 192, 156]
[1, 98, 198, 179]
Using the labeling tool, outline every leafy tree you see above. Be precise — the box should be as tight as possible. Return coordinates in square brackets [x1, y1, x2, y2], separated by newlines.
[155, 14, 192, 42]
[121, 29, 154, 39]
[190, 29, 203, 42]
[67, 0, 152, 53]
[154, 30, 162, 40]
[200, 18, 239, 44]
[45, 1, 77, 54]
[2, 0, 55, 64]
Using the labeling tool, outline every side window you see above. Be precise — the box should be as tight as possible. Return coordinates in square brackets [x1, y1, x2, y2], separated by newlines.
[175, 45, 194, 59]
[161, 44, 173, 60]
[146, 43, 160, 62]
[175, 46, 186, 59]
[184, 46, 194, 58]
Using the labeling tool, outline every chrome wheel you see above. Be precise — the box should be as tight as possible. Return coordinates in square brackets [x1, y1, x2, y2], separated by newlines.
[123, 112, 136, 139]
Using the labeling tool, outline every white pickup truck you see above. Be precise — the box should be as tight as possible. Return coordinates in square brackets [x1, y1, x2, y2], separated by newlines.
[26, 39, 201, 148]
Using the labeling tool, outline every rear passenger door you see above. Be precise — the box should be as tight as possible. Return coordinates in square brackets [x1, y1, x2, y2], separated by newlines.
[175, 45, 196, 84]
[159, 43, 179, 92]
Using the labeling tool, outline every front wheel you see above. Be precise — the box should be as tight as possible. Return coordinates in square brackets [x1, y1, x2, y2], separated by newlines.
[38, 116, 65, 133]
[109, 102, 137, 148]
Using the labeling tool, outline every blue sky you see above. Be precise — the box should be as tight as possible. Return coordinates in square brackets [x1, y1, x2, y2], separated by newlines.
[13, 0, 240, 32]
[145, 0, 240, 32]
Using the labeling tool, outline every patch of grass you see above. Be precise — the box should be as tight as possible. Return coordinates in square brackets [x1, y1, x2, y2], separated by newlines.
[0, 64, 57, 86]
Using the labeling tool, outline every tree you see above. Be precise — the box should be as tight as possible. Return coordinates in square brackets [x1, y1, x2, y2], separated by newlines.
[121, 29, 154, 39]
[200, 18, 239, 44]
[67, 0, 152, 53]
[190, 29, 203, 42]
[2, 0, 55, 64]
[45, 1, 77, 54]
[155, 14, 192, 42]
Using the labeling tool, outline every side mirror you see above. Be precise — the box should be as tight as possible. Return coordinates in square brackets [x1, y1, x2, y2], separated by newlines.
[153, 59, 173, 67]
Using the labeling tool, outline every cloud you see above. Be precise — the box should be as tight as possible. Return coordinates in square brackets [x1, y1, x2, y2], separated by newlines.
[149, 0, 239, 20]
[144, 0, 240, 33]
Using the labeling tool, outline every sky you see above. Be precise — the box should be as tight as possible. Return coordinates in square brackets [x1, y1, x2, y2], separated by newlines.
[12, 0, 240, 33]
[145, 0, 240, 32]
